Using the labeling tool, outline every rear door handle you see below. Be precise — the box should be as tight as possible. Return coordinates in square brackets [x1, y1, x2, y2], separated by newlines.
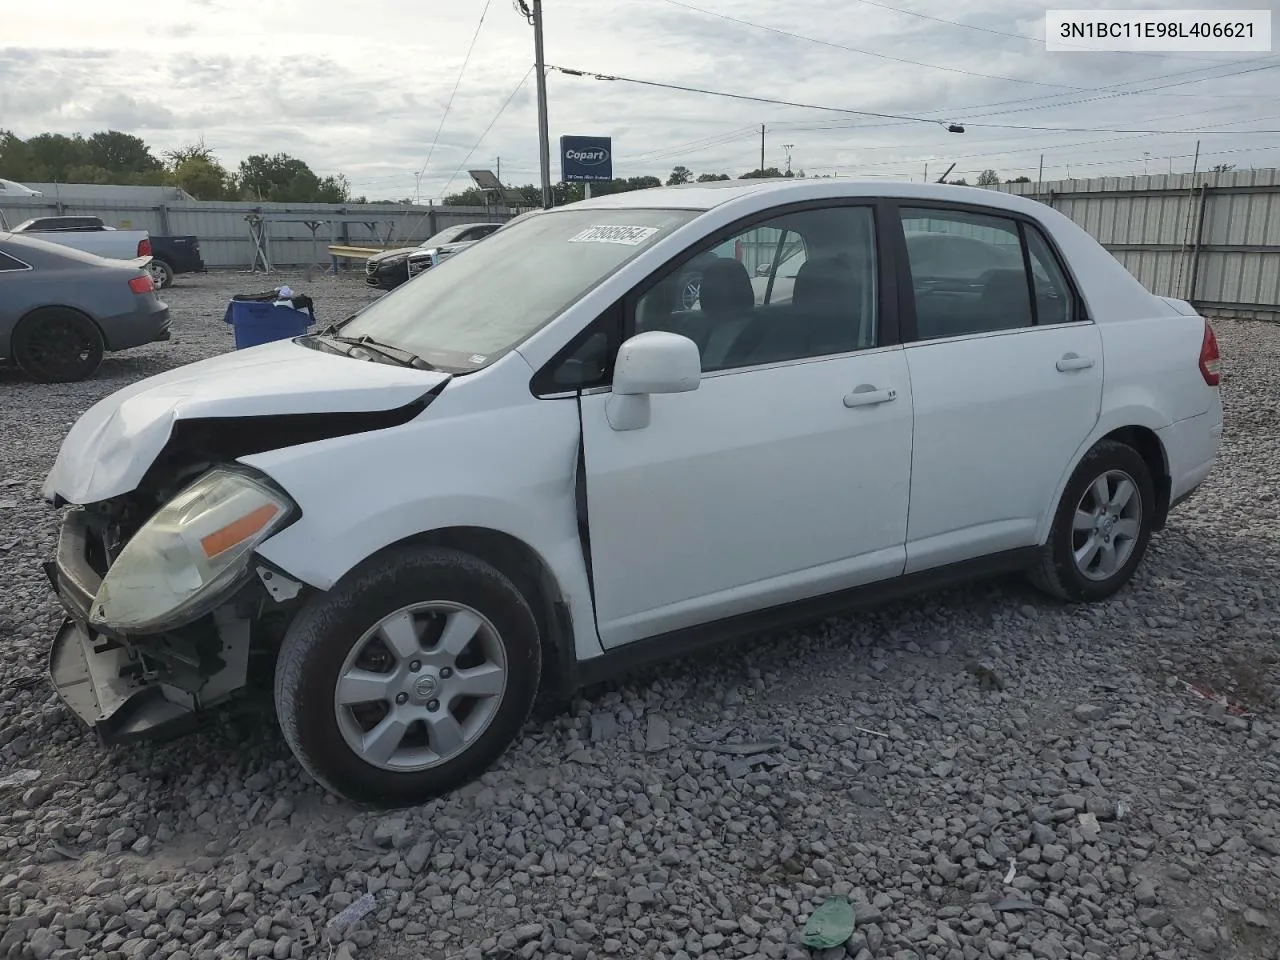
[1056, 352, 1095, 372]
[844, 384, 897, 408]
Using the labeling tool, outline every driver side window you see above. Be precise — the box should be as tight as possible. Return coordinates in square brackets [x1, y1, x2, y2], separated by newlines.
[633, 205, 878, 373]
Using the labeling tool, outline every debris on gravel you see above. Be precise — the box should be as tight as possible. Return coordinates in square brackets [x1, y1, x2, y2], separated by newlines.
[2, 282, 1279, 960]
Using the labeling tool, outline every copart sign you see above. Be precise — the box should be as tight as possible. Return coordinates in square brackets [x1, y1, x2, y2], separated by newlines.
[560, 135, 613, 183]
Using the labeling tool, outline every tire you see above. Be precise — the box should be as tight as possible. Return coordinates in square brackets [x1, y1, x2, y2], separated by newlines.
[1028, 439, 1155, 603]
[11, 308, 105, 383]
[274, 546, 541, 807]
[147, 258, 174, 289]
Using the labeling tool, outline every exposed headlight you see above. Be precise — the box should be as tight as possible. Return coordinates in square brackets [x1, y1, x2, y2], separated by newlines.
[90, 468, 296, 633]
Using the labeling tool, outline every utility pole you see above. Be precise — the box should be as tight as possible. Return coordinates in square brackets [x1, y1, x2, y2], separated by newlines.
[496, 157, 501, 184]
[923, 162, 928, 183]
[1037, 154, 1043, 189]
[760, 124, 765, 174]
[782, 144, 794, 175]
[531, 0, 552, 208]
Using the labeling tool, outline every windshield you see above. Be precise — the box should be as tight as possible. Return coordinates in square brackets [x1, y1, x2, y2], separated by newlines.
[419, 224, 476, 248]
[338, 208, 697, 371]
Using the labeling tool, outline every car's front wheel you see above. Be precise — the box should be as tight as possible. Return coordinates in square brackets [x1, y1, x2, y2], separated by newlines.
[274, 546, 541, 806]
[1029, 439, 1155, 602]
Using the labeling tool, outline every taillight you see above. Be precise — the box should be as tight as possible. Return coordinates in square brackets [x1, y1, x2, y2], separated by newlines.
[129, 275, 154, 294]
[137, 238, 151, 257]
[1199, 320, 1221, 386]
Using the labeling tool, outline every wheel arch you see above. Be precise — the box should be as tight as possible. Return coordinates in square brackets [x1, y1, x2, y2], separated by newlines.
[360, 526, 578, 704]
[1038, 411, 1173, 543]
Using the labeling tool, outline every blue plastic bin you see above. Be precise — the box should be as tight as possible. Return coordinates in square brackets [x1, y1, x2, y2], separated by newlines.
[223, 299, 315, 349]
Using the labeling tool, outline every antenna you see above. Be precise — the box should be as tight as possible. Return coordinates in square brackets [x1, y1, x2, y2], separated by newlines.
[936, 162, 956, 183]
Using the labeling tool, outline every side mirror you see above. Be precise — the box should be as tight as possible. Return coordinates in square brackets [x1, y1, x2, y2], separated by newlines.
[607, 331, 701, 431]
[755, 262, 772, 277]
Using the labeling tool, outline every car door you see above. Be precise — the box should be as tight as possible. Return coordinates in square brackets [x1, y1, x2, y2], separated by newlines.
[573, 202, 915, 648]
[894, 202, 1103, 574]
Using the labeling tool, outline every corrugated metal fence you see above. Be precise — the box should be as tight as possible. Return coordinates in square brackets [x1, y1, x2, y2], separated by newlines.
[0, 196, 516, 270]
[989, 168, 1280, 321]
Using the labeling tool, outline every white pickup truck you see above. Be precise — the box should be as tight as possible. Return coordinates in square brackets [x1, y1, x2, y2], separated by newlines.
[8, 215, 153, 262]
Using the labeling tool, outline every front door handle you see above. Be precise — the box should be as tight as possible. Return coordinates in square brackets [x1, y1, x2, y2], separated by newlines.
[844, 384, 897, 408]
[1056, 352, 1095, 372]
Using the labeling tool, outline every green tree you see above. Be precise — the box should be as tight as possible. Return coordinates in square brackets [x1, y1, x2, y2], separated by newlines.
[86, 131, 161, 174]
[1005, 175, 1032, 184]
[172, 156, 232, 199]
[237, 152, 346, 202]
[976, 169, 1000, 186]
[316, 173, 351, 203]
[666, 165, 693, 186]
[696, 172, 730, 182]
[739, 167, 784, 179]
[19, 133, 90, 181]
[164, 140, 218, 167]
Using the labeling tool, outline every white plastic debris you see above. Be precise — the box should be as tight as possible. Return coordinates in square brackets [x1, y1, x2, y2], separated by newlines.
[1002, 858, 1017, 884]
[325, 892, 377, 939]
[1116, 799, 1131, 821]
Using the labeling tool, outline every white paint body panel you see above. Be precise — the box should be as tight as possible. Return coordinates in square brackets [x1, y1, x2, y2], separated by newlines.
[581, 348, 913, 646]
[41, 178, 1224, 672]
[903, 323, 1103, 573]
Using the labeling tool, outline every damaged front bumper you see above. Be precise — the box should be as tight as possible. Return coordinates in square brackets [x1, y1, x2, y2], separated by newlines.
[44, 507, 280, 745]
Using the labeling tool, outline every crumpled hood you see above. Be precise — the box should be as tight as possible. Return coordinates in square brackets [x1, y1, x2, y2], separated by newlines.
[44, 338, 448, 505]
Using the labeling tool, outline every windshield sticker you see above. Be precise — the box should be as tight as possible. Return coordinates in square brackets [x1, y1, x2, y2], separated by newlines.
[567, 225, 660, 246]
[468, 354, 487, 364]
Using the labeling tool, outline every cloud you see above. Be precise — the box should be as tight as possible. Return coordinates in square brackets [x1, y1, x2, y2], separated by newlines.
[3, 0, 1279, 196]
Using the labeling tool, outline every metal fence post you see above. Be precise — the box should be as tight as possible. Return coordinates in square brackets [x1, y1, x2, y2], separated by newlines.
[1187, 183, 1210, 304]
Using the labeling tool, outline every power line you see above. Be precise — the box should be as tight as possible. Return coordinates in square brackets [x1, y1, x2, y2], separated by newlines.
[548, 66, 966, 130]
[550, 64, 1280, 136]
[413, 0, 494, 198]
[435, 65, 536, 200]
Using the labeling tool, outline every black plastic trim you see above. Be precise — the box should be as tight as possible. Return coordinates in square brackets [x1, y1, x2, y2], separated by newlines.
[577, 547, 1039, 687]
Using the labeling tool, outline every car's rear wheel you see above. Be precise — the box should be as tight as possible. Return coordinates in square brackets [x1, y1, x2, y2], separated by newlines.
[11, 308, 105, 383]
[274, 546, 541, 807]
[147, 258, 174, 289]
[1029, 439, 1155, 602]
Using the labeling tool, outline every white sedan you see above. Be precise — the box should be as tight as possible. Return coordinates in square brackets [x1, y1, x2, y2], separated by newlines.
[42, 179, 1223, 805]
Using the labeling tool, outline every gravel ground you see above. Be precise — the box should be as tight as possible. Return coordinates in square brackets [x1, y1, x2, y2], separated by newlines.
[2, 272, 1279, 960]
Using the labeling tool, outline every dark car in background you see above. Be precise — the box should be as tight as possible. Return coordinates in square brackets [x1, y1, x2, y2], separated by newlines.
[364, 222, 504, 290]
[8, 215, 205, 290]
[0, 233, 170, 382]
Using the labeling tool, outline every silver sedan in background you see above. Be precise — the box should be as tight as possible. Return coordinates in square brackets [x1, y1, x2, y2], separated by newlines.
[0, 233, 170, 382]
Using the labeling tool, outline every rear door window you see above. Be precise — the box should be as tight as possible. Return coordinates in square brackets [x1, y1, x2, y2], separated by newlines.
[900, 207, 1034, 341]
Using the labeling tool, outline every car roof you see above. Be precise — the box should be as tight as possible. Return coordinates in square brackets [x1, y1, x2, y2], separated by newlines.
[571, 178, 1045, 217]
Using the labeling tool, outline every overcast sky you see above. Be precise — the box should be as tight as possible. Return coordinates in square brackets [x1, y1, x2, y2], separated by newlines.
[4, 0, 1280, 199]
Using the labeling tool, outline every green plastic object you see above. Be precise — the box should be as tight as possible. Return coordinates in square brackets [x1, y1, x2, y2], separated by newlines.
[802, 897, 856, 949]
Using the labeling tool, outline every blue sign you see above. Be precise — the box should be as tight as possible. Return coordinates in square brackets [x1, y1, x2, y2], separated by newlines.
[560, 136, 613, 183]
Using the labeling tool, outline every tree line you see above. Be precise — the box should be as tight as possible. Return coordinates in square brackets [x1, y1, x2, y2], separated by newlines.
[0, 130, 353, 203]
